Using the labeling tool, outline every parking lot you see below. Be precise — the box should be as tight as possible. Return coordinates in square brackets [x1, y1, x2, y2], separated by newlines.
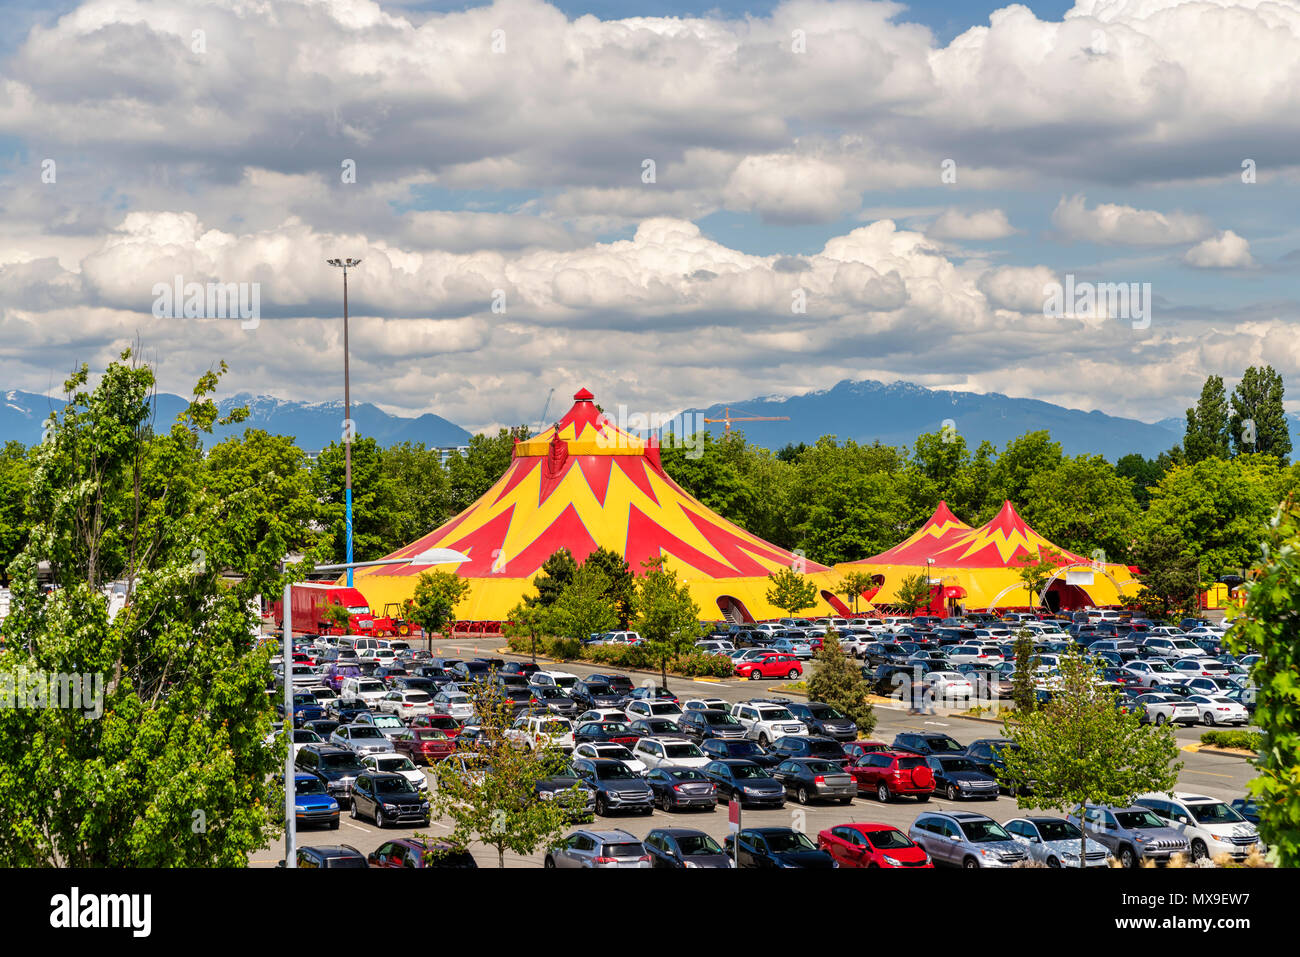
[253, 637, 1255, 867]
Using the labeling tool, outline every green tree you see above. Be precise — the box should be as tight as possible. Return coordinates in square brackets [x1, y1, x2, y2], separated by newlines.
[765, 567, 818, 618]
[549, 564, 617, 640]
[1130, 529, 1203, 622]
[428, 678, 586, 867]
[531, 548, 577, 608]
[313, 435, 396, 564]
[1022, 455, 1140, 562]
[805, 631, 876, 735]
[1226, 498, 1300, 867]
[1013, 547, 1060, 613]
[582, 547, 635, 628]
[991, 431, 1063, 508]
[1183, 375, 1231, 464]
[503, 600, 552, 664]
[0, 353, 280, 866]
[1115, 452, 1166, 509]
[381, 441, 453, 547]
[838, 570, 878, 615]
[410, 569, 471, 638]
[446, 427, 527, 514]
[633, 557, 702, 688]
[1011, 630, 1038, 714]
[0, 440, 31, 585]
[893, 571, 934, 615]
[320, 603, 352, 632]
[998, 648, 1182, 866]
[1230, 365, 1291, 463]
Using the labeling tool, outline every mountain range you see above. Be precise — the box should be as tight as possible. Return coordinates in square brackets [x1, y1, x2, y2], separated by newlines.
[7, 379, 1298, 462]
[1, 390, 470, 453]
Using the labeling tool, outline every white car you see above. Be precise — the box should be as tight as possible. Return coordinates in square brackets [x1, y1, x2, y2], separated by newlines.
[625, 699, 683, 725]
[1146, 625, 1185, 637]
[576, 708, 629, 724]
[729, 701, 808, 747]
[1135, 792, 1262, 861]
[1121, 660, 1184, 688]
[505, 715, 575, 752]
[267, 727, 323, 758]
[339, 676, 387, 706]
[682, 697, 730, 713]
[573, 742, 647, 775]
[881, 617, 913, 633]
[695, 640, 735, 655]
[431, 690, 475, 721]
[923, 671, 973, 700]
[531, 670, 579, 692]
[631, 736, 711, 770]
[1185, 694, 1250, 726]
[329, 724, 391, 756]
[946, 644, 1004, 666]
[1171, 658, 1229, 678]
[361, 752, 428, 792]
[1134, 693, 1200, 726]
[1142, 637, 1203, 660]
[376, 689, 435, 719]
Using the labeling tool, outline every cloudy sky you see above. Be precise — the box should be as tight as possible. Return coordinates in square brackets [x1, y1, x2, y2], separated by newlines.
[1, 0, 1297, 434]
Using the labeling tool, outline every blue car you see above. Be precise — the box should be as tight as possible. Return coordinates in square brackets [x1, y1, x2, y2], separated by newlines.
[925, 755, 1000, 801]
[279, 692, 327, 728]
[295, 773, 340, 829]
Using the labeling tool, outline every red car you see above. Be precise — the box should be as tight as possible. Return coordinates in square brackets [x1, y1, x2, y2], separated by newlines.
[818, 823, 933, 868]
[391, 727, 455, 765]
[410, 713, 463, 739]
[735, 653, 803, 681]
[847, 749, 935, 802]
[842, 740, 891, 764]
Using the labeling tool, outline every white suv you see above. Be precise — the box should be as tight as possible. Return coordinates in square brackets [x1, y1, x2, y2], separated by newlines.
[1142, 636, 1203, 659]
[625, 699, 684, 725]
[1134, 792, 1262, 862]
[729, 700, 808, 747]
[631, 736, 711, 770]
[531, 670, 579, 692]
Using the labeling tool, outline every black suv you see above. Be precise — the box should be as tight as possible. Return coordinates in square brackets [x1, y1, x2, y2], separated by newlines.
[891, 732, 966, 756]
[283, 844, 368, 868]
[571, 679, 621, 709]
[676, 709, 747, 742]
[965, 738, 1029, 795]
[785, 701, 858, 740]
[769, 734, 851, 765]
[699, 737, 781, 768]
[587, 672, 635, 698]
[295, 744, 364, 807]
[350, 771, 430, 828]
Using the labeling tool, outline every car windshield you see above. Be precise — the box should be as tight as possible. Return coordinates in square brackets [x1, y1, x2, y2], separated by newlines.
[414, 730, 447, 741]
[678, 834, 724, 855]
[804, 760, 841, 775]
[865, 829, 912, 850]
[597, 764, 636, 780]
[351, 727, 384, 739]
[1188, 802, 1245, 824]
[664, 744, 702, 758]
[927, 737, 965, 753]
[703, 712, 741, 726]
[757, 708, 794, 721]
[727, 742, 762, 756]
[597, 723, 631, 734]
[763, 831, 817, 852]
[375, 777, 418, 795]
[595, 745, 632, 759]
[424, 717, 457, 729]
[938, 758, 977, 773]
[375, 757, 415, 772]
[669, 768, 707, 781]
[1115, 809, 1166, 829]
[357, 681, 384, 693]
[1035, 820, 1081, 841]
[960, 820, 1012, 842]
[296, 777, 327, 795]
[293, 730, 321, 742]
[319, 753, 363, 771]
[732, 764, 770, 779]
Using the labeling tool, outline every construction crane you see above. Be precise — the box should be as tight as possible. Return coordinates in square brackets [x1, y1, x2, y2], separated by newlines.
[536, 388, 555, 433]
[703, 406, 790, 437]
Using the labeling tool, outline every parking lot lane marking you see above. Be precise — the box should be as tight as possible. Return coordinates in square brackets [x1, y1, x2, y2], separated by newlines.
[1183, 768, 1233, 779]
[343, 822, 369, 832]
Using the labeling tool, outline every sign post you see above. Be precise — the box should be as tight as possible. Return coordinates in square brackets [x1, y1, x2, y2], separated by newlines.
[728, 798, 741, 868]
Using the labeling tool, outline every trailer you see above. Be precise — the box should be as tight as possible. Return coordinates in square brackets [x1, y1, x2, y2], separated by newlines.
[267, 583, 379, 636]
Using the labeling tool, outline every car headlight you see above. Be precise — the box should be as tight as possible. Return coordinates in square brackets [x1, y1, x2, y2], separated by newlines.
[539, 790, 554, 800]
[923, 853, 932, 865]
[384, 803, 397, 811]
[294, 805, 305, 812]
[882, 855, 901, 866]
[420, 802, 430, 810]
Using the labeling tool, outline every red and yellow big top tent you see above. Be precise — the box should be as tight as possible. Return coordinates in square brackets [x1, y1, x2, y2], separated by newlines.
[836, 500, 1139, 614]
[351, 389, 848, 623]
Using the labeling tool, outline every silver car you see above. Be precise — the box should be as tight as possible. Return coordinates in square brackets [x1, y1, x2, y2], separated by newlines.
[1068, 804, 1191, 868]
[329, 724, 393, 756]
[544, 829, 649, 868]
[1004, 816, 1111, 867]
[908, 811, 1029, 868]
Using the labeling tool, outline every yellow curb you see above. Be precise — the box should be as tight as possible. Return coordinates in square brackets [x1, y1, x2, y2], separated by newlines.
[1182, 742, 1257, 758]
[693, 677, 721, 683]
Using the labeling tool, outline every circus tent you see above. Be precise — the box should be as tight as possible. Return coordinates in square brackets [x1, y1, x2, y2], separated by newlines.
[349, 389, 848, 625]
[836, 500, 1139, 614]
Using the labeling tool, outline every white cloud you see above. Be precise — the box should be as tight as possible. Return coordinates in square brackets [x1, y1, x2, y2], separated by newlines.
[1050, 194, 1211, 245]
[926, 208, 1015, 240]
[1184, 230, 1255, 268]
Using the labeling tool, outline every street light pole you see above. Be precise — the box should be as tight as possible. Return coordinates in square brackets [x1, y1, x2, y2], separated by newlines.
[280, 548, 469, 868]
[327, 258, 362, 587]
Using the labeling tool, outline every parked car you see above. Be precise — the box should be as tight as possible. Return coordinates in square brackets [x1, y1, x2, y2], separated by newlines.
[624, 698, 684, 725]
[700, 759, 786, 807]
[504, 714, 576, 753]
[644, 767, 718, 812]
[544, 829, 650, 868]
[1068, 804, 1191, 868]
[349, 771, 430, 828]
[1134, 791, 1262, 861]
[375, 689, 434, 720]
[1003, 816, 1111, 867]
[891, 731, 966, 756]
[962, 738, 1029, 794]
[571, 758, 655, 816]
[573, 720, 642, 748]
[631, 736, 710, 770]
[926, 755, 1000, 801]
[644, 827, 731, 867]
[293, 772, 340, 830]
[771, 758, 856, 805]
[389, 727, 455, 765]
[847, 750, 935, 803]
[1229, 798, 1260, 825]
[676, 709, 747, 742]
[571, 678, 623, 710]
[784, 701, 858, 740]
[329, 724, 393, 756]
[734, 653, 803, 680]
[367, 838, 477, 868]
[698, 737, 782, 769]
[729, 700, 808, 747]
[908, 811, 1029, 868]
[573, 742, 647, 775]
[359, 752, 427, 792]
[724, 827, 835, 868]
[533, 764, 597, 820]
[768, 734, 852, 766]
[841, 740, 891, 764]
[1135, 692, 1200, 727]
[1185, 694, 1251, 726]
[817, 823, 932, 868]
[629, 717, 682, 738]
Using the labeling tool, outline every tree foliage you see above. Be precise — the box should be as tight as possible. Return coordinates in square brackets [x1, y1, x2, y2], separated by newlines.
[633, 557, 703, 687]
[1230, 365, 1290, 463]
[805, 631, 876, 734]
[893, 571, 934, 615]
[410, 569, 471, 636]
[765, 567, 818, 618]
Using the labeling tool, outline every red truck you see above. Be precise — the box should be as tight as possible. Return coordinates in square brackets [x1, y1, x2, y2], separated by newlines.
[268, 584, 378, 636]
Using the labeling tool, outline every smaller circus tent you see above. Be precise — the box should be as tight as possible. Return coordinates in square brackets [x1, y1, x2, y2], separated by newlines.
[349, 388, 849, 624]
[836, 500, 1139, 613]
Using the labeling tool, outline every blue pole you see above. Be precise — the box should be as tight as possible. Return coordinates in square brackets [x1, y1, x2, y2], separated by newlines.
[345, 486, 354, 587]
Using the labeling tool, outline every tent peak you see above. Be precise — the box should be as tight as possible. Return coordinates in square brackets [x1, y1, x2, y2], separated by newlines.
[573, 387, 595, 402]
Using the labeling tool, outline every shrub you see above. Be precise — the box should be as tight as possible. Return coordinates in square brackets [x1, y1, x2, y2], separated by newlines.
[1200, 730, 1264, 752]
